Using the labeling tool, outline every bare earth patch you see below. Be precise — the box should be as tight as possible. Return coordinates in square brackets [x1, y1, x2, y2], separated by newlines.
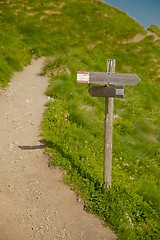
[124, 30, 160, 44]
[0, 58, 116, 240]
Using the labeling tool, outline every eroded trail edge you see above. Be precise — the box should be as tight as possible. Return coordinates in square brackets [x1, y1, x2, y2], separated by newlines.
[0, 58, 116, 240]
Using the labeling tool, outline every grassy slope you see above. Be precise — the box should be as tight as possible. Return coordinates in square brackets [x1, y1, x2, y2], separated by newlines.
[148, 24, 160, 36]
[1, 0, 160, 239]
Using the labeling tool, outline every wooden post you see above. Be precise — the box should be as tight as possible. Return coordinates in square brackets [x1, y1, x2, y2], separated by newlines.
[103, 59, 115, 191]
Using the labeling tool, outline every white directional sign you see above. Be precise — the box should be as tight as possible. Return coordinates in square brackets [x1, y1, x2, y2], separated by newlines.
[77, 71, 89, 83]
[77, 72, 141, 86]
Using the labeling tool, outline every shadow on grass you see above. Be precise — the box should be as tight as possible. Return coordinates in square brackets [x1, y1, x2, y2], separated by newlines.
[46, 140, 103, 191]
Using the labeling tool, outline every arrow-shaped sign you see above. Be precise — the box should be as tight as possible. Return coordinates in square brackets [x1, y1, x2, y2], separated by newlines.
[77, 72, 141, 86]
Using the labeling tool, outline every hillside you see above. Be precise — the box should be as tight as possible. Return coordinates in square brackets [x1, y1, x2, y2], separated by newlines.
[0, 0, 160, 239]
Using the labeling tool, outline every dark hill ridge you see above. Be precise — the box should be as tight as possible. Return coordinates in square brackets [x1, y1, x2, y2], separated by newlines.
[1, 0, 160, 239]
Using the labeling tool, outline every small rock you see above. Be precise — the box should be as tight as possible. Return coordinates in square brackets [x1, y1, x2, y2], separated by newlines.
[9, 143, 14, 151]
[25, 98, 33, 103]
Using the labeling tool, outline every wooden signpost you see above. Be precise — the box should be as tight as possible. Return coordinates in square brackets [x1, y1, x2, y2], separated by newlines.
[77, 60, 141, 190]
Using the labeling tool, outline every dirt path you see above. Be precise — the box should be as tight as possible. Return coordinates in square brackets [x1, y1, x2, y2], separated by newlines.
[0, 58, 116, 240]
[124, 30, 160, 44]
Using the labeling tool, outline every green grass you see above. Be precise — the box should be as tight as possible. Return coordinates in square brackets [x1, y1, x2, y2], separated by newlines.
[1, 0, 160, 239]
[148, 24, 160, 37]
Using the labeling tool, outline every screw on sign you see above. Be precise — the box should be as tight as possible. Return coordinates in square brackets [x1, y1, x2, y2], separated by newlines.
[77, 60, 141, 190]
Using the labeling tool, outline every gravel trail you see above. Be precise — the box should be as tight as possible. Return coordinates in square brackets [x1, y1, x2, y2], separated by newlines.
[0, 58, 116, 240]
